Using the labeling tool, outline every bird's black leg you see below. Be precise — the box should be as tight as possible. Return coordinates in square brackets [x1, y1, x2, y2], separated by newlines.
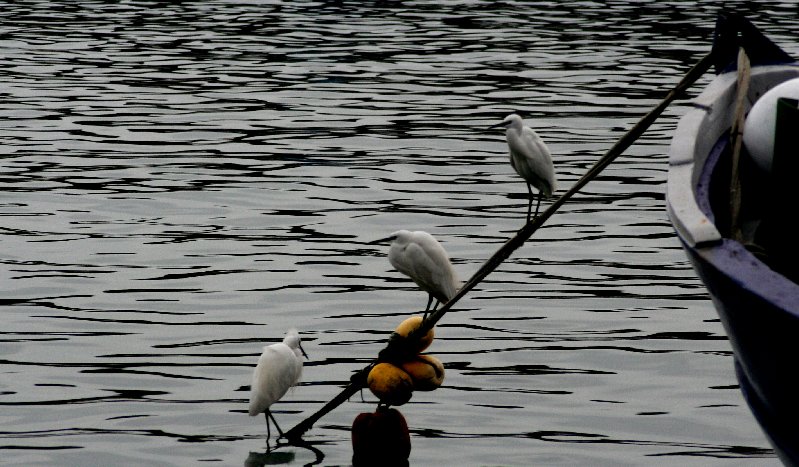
[268, 410, 285, 437]
[526, 184, 534, 222]
[425, 299, 441, 320]
[264, 411, 272, 447]
[423, 294, 435, 319]
[534, 191, 543, 218]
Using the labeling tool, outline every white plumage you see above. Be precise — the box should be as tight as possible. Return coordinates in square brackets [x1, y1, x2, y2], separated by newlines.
[248, 328, 307, 442]
[493, 113, 556, 220]
[384, 230, 460, 317]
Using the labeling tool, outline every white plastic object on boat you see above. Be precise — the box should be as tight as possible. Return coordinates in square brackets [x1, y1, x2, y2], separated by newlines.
[743, 77, 799, 173]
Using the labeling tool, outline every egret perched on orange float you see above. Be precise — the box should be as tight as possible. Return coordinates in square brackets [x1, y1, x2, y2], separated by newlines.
[491, 113, 557, 221]
[248, 328, 308, 444]
[373, 230, 460, 319]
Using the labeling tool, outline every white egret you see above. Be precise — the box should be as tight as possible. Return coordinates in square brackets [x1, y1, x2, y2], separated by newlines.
[373, 230, 460, 319]
[248, 328, 308, 444]
[491, 113, 556, 221]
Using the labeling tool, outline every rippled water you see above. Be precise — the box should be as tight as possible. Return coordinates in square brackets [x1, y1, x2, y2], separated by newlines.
[3, 1, 799, 465]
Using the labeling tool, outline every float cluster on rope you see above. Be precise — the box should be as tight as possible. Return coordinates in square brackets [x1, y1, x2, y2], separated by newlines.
[366, 316, 445, 406]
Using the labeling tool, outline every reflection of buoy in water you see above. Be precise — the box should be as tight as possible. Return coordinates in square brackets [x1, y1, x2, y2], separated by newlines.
[352, 406, 411, 466]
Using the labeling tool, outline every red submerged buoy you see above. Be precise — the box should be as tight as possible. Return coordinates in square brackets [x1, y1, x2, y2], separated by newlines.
[351, 406, 411, 466]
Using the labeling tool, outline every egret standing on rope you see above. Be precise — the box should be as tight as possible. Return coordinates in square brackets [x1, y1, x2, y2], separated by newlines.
[248, 328, 308, 445]
[491, 113, 556, 221]
[374, 230, 460, 319]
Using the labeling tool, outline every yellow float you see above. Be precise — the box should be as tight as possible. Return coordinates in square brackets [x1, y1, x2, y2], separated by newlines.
[400, 355, 445, 391]
[366, 362, 413, 406]
[393, 316, 434, 352]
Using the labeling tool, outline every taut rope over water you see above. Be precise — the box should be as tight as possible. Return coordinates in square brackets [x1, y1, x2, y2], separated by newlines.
[284, 50, 716, 442]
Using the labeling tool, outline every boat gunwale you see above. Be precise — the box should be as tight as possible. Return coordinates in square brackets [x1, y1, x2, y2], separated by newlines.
[666, 62, 799, 314]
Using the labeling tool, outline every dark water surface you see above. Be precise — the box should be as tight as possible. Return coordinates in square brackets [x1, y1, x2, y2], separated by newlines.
[3, 1, 798, 465]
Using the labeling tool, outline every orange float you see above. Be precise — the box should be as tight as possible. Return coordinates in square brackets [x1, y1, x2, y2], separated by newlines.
[393, 316, 434, 352]
[400, 355, 445, 391]
[367, 362, 413, 406]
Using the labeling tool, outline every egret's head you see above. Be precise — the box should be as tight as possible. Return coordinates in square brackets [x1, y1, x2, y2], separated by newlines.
[369, 229, 409, 245]
[490, 113, 524, 130]
[284, 328, 309, 358]
[390, 230, 412, 243]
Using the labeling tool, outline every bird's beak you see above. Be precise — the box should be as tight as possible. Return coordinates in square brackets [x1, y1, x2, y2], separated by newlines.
[489, 121, 507, 129]
[299, 342, 309, 359]
[369, 235, 396, 245]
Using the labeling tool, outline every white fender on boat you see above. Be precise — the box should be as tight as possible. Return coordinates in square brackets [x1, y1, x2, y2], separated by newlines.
[743, 77, 799, 173]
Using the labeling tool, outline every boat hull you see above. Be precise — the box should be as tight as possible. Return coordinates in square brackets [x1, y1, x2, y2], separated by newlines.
[680, 239, 799, 466]
[666, 16, 799, 463]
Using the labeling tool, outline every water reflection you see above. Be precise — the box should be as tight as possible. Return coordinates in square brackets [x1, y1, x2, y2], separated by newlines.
[244, 449, 297, 467]
[244, 437, 326, 466]
[3, 0, 799, 465]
